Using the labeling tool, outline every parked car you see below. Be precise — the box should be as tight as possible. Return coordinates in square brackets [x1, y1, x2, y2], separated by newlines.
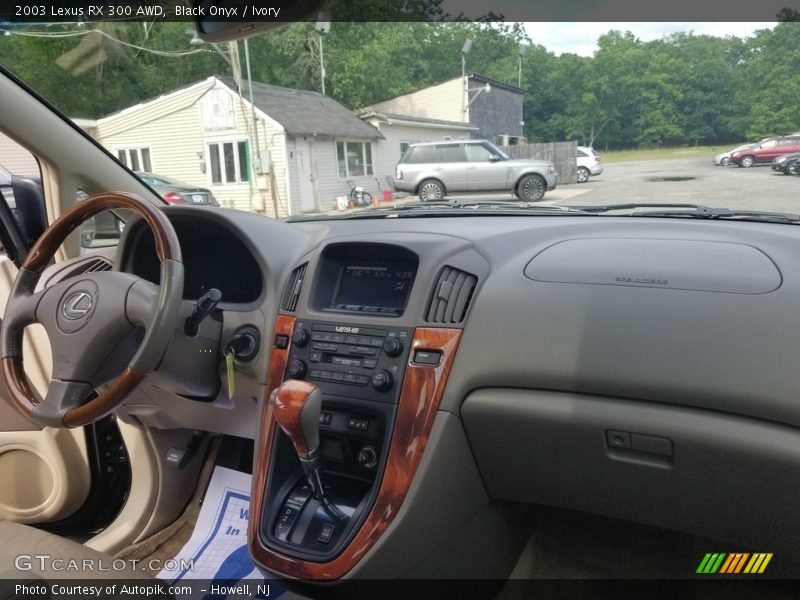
[135, 171, 219, 205]
[394, 140, 558, 202]
[730, 135, 800, 167]
[576, 146, 603, 182]
[713, 143, 758, 166]
[771, 152, 800, 175]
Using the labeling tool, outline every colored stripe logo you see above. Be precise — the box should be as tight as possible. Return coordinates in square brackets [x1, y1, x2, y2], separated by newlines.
[697, 553, 772, 574]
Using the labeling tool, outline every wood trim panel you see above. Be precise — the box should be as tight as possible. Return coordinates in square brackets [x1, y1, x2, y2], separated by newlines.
[272, 379, 315, 456]
[63, 368, 144, 428]
[265, 315, 296, 397]
[249, 325, 462, 580]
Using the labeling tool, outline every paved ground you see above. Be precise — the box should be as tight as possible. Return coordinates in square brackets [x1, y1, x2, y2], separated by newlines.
[368, 157, 799, 215]
[553, 158, 800, 213]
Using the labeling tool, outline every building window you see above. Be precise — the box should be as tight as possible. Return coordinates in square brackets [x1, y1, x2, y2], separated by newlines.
[400, 142, 410, 155]
[336, 141, 373, 178]
[207, 140, 250, 185]
[116, 147, 152, 172]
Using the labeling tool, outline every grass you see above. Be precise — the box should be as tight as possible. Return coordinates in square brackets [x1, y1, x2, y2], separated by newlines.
[599, 145, 736, 164]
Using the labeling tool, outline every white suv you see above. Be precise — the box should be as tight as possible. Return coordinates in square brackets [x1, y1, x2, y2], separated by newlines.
[394, 140, 558, 202]
[576, 146, 603, 183]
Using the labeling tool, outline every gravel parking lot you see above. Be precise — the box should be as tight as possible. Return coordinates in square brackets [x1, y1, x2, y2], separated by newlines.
[552, 157, 800, 213]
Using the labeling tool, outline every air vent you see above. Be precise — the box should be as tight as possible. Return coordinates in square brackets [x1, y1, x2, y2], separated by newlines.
[281, 263, 307, 312]
[425, 266, 477, 324]
[83, 257, 113, 272]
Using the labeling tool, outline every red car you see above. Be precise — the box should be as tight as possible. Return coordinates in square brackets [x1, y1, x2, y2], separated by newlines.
[730, 135, 800, 167]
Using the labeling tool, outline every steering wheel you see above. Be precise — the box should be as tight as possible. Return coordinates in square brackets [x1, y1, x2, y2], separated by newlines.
[0, 192, 183, 428]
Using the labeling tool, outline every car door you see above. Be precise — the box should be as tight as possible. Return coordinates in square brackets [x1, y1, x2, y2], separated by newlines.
[464, 142, 511, 191]
[0, 130, 92, 525]
[432, 143, 469, 192]
[756, 138, 780, 162]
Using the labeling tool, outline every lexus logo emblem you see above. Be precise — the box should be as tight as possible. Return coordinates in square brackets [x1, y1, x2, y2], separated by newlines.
[62, 292, 93, 320]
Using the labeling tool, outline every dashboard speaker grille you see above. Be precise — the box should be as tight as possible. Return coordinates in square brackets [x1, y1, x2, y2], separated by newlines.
[281, 263, 307, 312]
[425, 266, 477, 324]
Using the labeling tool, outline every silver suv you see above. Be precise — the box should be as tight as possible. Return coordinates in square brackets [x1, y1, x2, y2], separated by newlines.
[394, 140, 558, 202]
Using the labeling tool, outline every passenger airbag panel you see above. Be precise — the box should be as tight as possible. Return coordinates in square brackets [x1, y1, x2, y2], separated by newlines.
[524, 238, 781, 293]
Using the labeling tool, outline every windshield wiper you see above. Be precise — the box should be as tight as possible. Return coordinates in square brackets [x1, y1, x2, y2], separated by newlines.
[573, 203, 800, 224]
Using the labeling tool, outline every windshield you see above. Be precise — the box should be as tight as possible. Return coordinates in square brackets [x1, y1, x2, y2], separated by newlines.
[1, 19, 798, 221]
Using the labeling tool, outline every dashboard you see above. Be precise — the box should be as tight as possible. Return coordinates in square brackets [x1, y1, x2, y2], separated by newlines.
[122, 214, 264, 304]
[110, 206, 800, 582]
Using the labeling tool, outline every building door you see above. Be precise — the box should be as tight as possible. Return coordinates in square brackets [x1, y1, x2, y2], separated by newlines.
[295, 138, 316, 212]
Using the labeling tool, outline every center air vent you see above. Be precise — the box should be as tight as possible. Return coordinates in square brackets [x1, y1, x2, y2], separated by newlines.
[281, 263, 307, 312]
[425, 266, 477, 324]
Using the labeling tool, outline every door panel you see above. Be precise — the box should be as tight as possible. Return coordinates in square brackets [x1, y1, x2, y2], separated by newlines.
[0, 135, 92, 522]
[432, 143, 468, 192]
[465, 143, 510, 191]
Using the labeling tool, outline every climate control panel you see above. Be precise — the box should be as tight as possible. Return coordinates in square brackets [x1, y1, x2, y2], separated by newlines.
[284, 320, 412, 403]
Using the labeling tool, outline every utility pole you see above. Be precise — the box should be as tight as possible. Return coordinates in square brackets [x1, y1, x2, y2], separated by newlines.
[462, 38, 472, 123]
[315, 20, 331, 94]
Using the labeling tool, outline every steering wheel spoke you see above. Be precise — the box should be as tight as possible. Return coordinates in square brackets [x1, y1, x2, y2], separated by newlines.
[32, 379, 94, 429]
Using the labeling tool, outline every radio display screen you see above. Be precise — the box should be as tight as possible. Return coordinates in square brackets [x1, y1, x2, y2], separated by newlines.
[333, 263, 416, 312]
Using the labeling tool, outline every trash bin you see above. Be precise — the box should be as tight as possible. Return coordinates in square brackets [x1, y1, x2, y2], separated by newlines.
[382, 189, 393, 202]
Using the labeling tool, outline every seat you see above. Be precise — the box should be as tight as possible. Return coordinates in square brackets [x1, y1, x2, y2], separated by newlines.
[0, 521, 152, 580]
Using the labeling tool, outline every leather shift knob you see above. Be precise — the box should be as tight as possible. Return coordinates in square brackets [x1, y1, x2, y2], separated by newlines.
[272, 380, 322, 458]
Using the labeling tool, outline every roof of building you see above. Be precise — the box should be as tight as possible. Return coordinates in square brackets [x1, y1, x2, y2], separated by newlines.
[466, 73, 523, 95]
[358, 111, 479, 130]
[217, 77, 382, 140]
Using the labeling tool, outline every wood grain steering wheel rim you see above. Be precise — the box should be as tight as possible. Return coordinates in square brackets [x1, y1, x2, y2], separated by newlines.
[0, 192, 183, 428]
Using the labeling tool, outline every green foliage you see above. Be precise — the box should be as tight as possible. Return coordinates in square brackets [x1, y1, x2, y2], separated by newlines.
[1, 21, 798, 149]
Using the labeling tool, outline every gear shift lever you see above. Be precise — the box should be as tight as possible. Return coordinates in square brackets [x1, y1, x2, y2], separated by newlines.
[272, 380, 347, 521]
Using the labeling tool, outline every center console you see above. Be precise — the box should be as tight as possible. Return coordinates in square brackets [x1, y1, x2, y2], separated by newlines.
[262, 318, 412, 560]
[249, 242, 465, 579]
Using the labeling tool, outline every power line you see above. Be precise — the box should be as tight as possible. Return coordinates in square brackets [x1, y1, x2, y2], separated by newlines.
[3, 27, 210, 57]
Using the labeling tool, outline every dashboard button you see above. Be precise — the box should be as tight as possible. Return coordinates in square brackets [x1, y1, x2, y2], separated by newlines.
[312, 343, 338, 352]
[413, 350, 442, 366]
[317, 523, 335, 544]
[351, 346, 376, 356]
[383, 337, 404, 357]
[371, 370, 393, 391]
[274, 334, 289, 349]
[363, 358, 378, 369]
[291, 328, 309, 347]
[287, 359, 307, 379]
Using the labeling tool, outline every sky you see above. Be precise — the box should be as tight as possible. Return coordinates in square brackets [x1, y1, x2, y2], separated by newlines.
[524, 22, 776, 57]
